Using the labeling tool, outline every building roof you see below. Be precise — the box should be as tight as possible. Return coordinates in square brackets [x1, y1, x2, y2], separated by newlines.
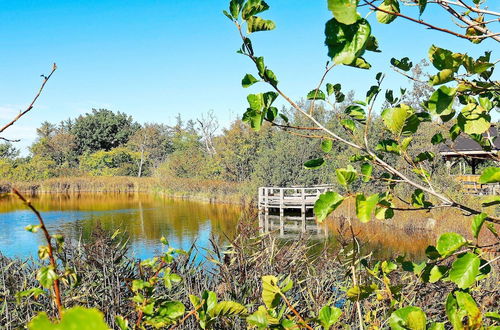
[439, 125, 499, 156]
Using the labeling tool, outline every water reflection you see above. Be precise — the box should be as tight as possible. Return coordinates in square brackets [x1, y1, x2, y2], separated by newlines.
[259, 213, 328, 239]
[0, 193, 437, 261]
[0, 193, 241, 259]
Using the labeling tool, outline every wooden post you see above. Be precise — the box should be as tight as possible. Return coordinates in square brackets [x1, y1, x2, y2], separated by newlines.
[264, 187, 269, 215]
[301, 188, 306, 232]
[279, 188, 284, 217]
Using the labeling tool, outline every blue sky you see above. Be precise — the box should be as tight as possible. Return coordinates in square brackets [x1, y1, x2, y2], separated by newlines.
[0, 0, 497, 152]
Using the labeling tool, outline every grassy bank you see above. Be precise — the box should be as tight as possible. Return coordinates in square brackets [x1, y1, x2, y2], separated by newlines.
[0, 176, 252, 205]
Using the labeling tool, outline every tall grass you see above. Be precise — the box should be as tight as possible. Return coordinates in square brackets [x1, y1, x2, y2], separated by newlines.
[1, 216, 498, 329]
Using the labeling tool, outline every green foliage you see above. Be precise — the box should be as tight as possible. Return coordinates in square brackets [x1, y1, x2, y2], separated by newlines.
[388, 306, 426, 330]
[79, 147, 142, 176]
[436, 232, 466, 257]
[327, 0, 360, 25]
[448, 252, 480, 289]
[376, 0, 400, 24]
[317, 305, 342, 329]
[28, 307, 108, 330]
[314, 191, 344, 222]
[71, 108, 140, 154]
[325, 18, 372, 66]
[478, 167, 500, 183]
[355, 193, 379, 222]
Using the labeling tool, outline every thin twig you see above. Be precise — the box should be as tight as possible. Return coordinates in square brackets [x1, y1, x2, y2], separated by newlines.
[11, 188, 63, 317]
[0, 63, 57, 135]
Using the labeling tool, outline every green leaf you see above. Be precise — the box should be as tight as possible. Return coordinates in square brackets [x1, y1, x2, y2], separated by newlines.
[457, 103, 490, 135]
[327, 0, 360, 25]
[390, 57, 412, 71]
[482, 196, 500, 207]
[25, 224, 41, 233]
[347, 57, 371, 69]
[449, 123, 460, 140]
[202, 290, 218, 313]
[388, 306, 427, 330]
[314, 192, 345, 222]
[242, 74, 259, 88]
[247, 309, 270, 328]
[242, 0, 270, 20]
[381, 104, 419, 136]
[304, 158, 325, 169]
[325, 18, 372, 66]
[429, 69, 455, 86]
[158, 301, 186, 320]
[264, 69, 278, 86]
[15, 288, 46, 303]
[485, 312, 500, 322]
[345, 105, 366, 123]
[209, 301, 247, 317]
[336, 165, 357, 187]
[375, 139, 400, 154]
[341, 119, 356, 132]
[355, 193, 379, 223]
[318, 305, 342, 329]
[449, 252, 480, 289]
[418, 0, 427, 15]
[428, 45, 463, 72]
[229, 0, 244, 18]
[321, 139, 333, 153]
[431, 133, 444, 145]
[426, 86, 457, 122]
[413, 151, 435, 163]
[401, 137, 413, 151]
[361, 163, 372, 182]
[115, 316, 129, 330]
[28, 307, 108, 330]
[479, 167, 500, 183]
[326, 83, 341, 96]
[376, 0, 400, 24]
[307, 89, 326, 100]
[411, 189, 432, 208]
[471, 213, 487, 239]
[445, 292, 465, 330]
[262, 275, 281, 309]
[347, 283, 377, 300]
[36, 266, 57, 289]
[436, 232, 466, 257]
[223, 10, 233, 21]
[455, 291, 482, 328]
[246, 16, 276, 33]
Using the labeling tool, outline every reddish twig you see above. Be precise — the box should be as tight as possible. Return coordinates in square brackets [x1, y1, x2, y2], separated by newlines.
[0, 63, 57, 136]
[11, 188, 63, 317]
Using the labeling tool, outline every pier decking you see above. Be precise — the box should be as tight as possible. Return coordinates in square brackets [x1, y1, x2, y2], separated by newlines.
[258, 186, 333, 215]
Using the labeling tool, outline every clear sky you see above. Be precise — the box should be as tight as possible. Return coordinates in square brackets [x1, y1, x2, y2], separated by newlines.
[0, 0, 497, 152]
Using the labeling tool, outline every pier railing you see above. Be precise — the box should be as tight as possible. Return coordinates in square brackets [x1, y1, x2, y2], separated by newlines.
[258, 186, 334, 214]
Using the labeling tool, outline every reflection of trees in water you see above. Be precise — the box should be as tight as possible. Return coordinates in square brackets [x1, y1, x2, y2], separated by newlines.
[258, 211, 432, 261]
[1, 193, 241, 256]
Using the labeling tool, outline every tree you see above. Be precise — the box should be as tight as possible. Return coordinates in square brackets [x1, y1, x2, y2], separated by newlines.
[197, 110, 219, 155]
[71, 109, 140, 154]
[0, 142, 20, 159]
[127, 123, 173, 177]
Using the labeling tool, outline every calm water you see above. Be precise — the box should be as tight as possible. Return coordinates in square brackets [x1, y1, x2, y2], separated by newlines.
[0, 193, 241, 259]
[0, 193, 432, 261]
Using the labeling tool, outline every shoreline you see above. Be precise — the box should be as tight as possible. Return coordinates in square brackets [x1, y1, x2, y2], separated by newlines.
[0, 176, 253, 206]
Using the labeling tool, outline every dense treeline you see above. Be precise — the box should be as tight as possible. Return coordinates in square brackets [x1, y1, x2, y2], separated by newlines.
[0, 84, 492, 194]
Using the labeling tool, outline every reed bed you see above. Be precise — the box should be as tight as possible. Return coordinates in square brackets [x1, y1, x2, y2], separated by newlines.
[0, 214, 498, 329]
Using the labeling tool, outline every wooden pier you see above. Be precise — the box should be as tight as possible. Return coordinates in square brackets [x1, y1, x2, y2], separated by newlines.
[258, 186, 333, 216]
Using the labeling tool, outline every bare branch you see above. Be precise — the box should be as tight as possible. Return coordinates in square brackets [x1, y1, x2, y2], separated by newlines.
[0, 63, 57, 137]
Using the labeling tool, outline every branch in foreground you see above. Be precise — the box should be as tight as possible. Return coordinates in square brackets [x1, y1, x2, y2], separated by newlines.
[11, 188, 63, 317]
[0, 63, 57, 137]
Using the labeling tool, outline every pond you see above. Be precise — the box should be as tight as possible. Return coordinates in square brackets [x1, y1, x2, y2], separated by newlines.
[0, 193, 434, 261]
